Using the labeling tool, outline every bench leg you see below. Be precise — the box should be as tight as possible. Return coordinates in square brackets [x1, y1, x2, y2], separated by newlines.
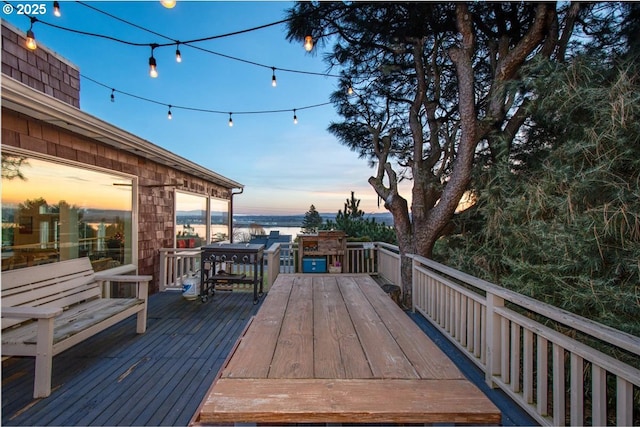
[137, 282, 148, 334]
[136, 307, 147, 333]
[34, 318, 55, 398]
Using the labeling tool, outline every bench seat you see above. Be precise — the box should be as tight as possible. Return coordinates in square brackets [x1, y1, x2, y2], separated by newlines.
[1, 257, 151, 398]
[3, 298, 144, 347]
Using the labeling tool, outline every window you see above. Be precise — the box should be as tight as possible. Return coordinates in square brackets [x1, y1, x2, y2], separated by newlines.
[175, 191, 207, 248]
[210, 197, 230, 242]
[174, 191, 230, 246]
[1, 152, 135, 272]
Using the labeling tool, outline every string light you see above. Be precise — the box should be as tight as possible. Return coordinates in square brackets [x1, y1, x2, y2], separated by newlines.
[293, 109, 298, 124]
[175, 44, 182, 63]
[24, 6, 341, 80]
[110, 88, 115, 102]
[148, 45, 158, 78]
[271, 68, 277, 87]
[25, 18, 37, 51]
[53, 1, 61, 17]
[304, 35, 313, 52]
[347, 85, 354, 95]
[228, 113, 233, 127]
[82, 74, 333, 124]
[167, 105, 172, 120]
[160, 0, 176, 9]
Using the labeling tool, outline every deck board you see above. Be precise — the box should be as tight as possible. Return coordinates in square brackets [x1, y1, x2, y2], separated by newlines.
[195, 274, 501, 425]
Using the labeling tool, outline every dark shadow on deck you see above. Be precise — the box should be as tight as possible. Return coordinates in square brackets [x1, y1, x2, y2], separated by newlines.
[2, 291, 261, 426]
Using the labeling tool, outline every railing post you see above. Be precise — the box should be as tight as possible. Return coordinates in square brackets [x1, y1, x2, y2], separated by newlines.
[159, 249, 167, 292]
[485, 292, 504, 388]
[265, 243, 280, 292]
[410, 255, 417, 313]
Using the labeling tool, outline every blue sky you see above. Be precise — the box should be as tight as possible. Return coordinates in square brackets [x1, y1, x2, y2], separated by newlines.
[3, 1, 399, 215]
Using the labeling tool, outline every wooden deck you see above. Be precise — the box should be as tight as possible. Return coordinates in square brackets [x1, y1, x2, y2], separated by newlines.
[2, 290, 261, 426]
[194, 274, 501, 425]
[1, 275, 533, 426]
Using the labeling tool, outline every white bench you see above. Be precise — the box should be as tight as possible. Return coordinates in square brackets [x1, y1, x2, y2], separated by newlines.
[1, 257, 151, 398]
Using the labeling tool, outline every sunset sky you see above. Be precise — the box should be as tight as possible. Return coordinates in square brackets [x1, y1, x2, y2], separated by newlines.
[2, 1, 412, 215]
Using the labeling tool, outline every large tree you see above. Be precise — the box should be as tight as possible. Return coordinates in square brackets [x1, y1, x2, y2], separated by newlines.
[435, 4, 640, 336]
[287, 2, 582, 305]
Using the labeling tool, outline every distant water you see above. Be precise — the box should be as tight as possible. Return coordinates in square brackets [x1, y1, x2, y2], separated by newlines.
[179, 224, 301, 243]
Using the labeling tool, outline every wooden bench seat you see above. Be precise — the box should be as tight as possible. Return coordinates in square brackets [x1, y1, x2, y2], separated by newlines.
[1, 257, 151, 398]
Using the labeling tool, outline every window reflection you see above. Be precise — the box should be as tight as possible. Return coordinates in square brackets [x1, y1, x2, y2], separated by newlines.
[1, 154, 133, 272]
[174, 192, 229, 246]
[175, 191, 207, 248]
[210, 197, 229, 243]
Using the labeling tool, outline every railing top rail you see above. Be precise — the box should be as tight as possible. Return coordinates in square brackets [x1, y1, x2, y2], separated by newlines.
[408, 253, 640, 356]
[158, 248, 202, 255]
[265, 242, 282, 253]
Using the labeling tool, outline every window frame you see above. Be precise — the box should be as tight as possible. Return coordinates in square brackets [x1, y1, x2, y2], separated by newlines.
[1, 146, 139, 270]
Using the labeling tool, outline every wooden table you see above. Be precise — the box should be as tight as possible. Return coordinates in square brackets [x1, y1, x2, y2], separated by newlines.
[192, 274, 501, 425]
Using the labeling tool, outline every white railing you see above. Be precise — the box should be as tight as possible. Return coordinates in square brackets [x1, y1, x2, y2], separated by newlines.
[264, 243, 281, 293]
[409, 254, 640, 426]
[158, 248, 201, 291]
[158, 244, 291, 293]
[376, 241, 401, 285]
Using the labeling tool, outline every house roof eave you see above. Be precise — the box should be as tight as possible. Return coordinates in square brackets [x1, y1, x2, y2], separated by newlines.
[1, 77, 243, 190]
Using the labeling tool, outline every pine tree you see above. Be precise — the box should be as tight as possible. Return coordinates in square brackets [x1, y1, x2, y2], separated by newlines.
[301, 205, 322, 233]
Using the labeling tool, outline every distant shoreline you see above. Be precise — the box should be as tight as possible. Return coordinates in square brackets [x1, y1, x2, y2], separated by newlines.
[176, 212, 394, 227]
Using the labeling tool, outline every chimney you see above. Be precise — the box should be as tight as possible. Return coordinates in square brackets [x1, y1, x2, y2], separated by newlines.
[1, 20, 80, 108]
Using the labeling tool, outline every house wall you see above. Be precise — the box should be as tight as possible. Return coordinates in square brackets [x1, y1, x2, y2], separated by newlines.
[1, 22, 232, 292]
[2, 109, 231, 292]
[1, 21, 80, 108]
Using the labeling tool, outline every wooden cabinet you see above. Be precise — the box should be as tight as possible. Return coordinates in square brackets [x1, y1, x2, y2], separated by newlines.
[298, 231, 346, 273]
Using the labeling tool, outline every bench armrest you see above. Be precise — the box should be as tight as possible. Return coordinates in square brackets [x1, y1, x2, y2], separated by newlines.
[1, 306, 63, 319]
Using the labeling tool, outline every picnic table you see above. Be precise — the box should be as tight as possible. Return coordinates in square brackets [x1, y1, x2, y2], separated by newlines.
[192, 274, 501, 425]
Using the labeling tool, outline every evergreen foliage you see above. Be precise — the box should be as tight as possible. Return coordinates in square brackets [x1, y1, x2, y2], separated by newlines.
[322, 192, 397, 244]
[436, 56, 640, 336]
[301, 204, 323, 233]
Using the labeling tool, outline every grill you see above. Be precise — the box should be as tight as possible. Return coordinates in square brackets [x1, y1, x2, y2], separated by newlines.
[200, 243, 264, 304]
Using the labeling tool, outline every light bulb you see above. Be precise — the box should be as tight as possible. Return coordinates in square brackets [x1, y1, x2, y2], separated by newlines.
[304, 35, 313, 52]
[293, 110, 298, 124]
[110, 89, 115, 103]
[272, 69, 277, 87]
[149, 56, 158, 78]
[228, 114, 233, 127]
[347, 85, 354, 95]
[25, 30, 37, 51]
[161, 0, 176, 8]
[53, 1, 61, 17]
[168, 106, 172, 120]
[175, 47, 182, 63]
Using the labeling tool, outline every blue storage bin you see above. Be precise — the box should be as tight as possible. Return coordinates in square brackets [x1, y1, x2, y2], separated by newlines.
[302, 257, 327, 273]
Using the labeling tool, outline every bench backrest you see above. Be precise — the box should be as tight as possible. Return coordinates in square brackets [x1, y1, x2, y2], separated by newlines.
[2, 257, 101, 330]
